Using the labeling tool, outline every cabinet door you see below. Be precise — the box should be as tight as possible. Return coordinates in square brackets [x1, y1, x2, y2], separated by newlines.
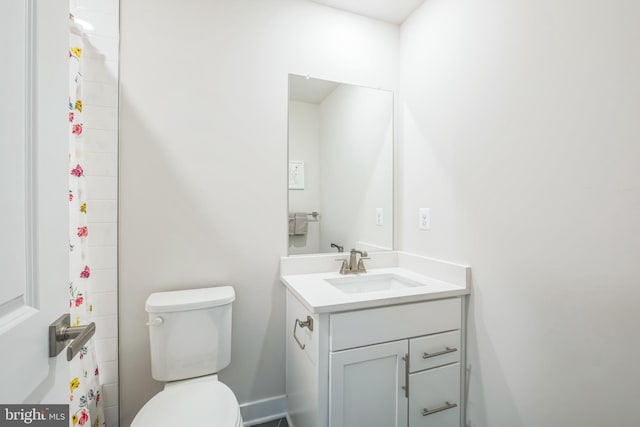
[409, 363, 460, 427]
[330, 340, 408, 427]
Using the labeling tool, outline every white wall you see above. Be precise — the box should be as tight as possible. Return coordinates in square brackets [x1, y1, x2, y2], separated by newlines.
[69, 0, 120, 424]
[319, 84, 394, 252]
[399, 1, 640, 426]
[119, 0, 398, 424]
[288, 101, 321, 254]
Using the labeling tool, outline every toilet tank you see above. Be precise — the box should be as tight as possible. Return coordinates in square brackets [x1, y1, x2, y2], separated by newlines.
[145, 286, 235, 382]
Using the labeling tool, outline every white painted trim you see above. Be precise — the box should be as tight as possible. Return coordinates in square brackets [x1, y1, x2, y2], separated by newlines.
[240, 395, 287, 426]
[25, 0, 36, 309]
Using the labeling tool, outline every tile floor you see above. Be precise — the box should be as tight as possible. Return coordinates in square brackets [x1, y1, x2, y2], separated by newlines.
[251, 418, 289, 427]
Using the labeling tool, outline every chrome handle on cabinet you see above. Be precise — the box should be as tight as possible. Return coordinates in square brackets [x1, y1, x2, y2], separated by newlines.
[422, 402, 458, 417]
[49, 313, 96, 361]
[293, 315, 314, 350]
[422, 347, 458, 359]
[401, 353, 409, 398]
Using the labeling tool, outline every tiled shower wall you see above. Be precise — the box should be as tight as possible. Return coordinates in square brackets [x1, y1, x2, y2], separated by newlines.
[69, 0, 119, 425]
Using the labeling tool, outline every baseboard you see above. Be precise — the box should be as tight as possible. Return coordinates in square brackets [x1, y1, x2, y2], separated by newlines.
[240, 395, 287, 426]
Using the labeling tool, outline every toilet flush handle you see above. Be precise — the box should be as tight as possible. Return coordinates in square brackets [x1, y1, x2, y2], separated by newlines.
[146, 317, 164, 327]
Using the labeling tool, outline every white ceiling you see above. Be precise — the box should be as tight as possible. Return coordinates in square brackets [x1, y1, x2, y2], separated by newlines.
[307, 0, 426, 24]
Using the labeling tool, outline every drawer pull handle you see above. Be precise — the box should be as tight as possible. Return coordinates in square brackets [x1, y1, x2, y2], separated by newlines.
[422, 347, 457, 359]
[293, 316, 313, 350]
[422, 401, 458, 417]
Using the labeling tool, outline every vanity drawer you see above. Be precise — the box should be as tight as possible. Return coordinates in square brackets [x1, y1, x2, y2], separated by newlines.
[409, 363, 460, 427]
[330, 298, 461, 351]
[410, 330, 460, 372]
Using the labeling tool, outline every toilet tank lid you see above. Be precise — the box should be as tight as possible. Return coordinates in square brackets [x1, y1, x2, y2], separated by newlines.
[146, 286, 235, 313]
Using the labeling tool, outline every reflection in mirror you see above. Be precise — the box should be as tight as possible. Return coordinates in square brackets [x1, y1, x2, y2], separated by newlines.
[287, 75, 393, 255]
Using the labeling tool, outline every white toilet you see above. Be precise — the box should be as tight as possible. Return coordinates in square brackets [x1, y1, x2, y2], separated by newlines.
[131, 286, 243, 427]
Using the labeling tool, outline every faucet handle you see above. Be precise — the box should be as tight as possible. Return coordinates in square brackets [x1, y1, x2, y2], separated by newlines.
[336, 259, 349, 274]
[356, 258, 368, 273]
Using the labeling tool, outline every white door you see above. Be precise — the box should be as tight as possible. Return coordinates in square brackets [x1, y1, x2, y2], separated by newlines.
[329, 340, 409, 427]
[0, 0, 71, 403]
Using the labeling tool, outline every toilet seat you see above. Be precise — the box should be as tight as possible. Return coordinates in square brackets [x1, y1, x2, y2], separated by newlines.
[131, 378, 242, 427]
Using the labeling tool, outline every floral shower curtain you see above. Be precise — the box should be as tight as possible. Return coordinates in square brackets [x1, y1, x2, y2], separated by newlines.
[68, 24, 106, 427]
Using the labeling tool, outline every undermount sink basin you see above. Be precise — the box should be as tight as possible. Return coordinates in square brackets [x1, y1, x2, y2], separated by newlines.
[326, 274, 425, 294]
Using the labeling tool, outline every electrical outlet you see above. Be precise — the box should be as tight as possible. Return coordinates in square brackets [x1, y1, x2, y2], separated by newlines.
[376, 208, 383, 226]
[419, 208, 430, 230]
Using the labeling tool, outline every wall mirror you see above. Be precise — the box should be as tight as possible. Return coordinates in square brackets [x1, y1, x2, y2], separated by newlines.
[287, 74, 393, 255]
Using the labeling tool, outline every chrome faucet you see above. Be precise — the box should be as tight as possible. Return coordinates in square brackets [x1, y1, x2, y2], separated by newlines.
[337, 249, 369, 274]
[330, 243, 344, 252]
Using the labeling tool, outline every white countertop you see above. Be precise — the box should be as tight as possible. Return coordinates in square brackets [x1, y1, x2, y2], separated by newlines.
[281, 266, 470, 313]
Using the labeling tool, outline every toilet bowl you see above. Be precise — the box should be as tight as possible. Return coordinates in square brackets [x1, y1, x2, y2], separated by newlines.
[131, 287, 243, 427]
[131, 376, 242, 426]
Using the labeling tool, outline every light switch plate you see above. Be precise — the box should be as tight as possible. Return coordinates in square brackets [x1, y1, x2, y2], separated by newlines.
[419, 208, 430, 230]
[376, 208, 383, 226]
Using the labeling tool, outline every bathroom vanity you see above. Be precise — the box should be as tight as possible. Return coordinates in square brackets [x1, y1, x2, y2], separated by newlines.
[281, 252, 471, 427]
